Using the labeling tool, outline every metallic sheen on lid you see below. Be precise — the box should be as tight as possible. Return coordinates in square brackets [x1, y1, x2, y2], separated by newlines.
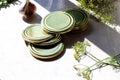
[42, 11, 75, 34]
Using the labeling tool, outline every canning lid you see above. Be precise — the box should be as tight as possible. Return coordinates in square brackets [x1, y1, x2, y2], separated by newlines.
[42, 11, 75, 34]
[65, 9, 88, 31]
[35, 34, 61, 46]
[28, 42, 64, 59]
[22, 24, 54, 43]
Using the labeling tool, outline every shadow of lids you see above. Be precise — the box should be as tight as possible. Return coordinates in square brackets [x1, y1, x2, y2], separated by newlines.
[22, 13, 42, 24]
[61, 22, 93, 48]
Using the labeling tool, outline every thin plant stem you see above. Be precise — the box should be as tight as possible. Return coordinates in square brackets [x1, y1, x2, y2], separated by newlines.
[86, 51, 102, 62]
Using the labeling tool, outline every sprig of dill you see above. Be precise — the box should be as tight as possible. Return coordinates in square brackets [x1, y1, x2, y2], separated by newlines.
[72, 40, 120, 80]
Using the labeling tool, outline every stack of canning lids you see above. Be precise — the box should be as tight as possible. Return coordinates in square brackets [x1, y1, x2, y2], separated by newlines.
[22, 24, 64, 59]
[22, 9, 88, 60]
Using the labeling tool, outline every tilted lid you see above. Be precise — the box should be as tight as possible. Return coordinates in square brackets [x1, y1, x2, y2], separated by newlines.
[22, 24, 54, 43]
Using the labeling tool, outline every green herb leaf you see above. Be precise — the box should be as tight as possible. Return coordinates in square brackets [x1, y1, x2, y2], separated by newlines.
[72, 41, 89, 62]
[74, 64, 91, 80]
[76, 0, 118, 23]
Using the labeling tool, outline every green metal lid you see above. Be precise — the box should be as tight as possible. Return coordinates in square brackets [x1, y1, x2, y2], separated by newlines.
[42, 11, 75, 34]
[35, 34, 61, 46]
[22, 24, 54, 43]
[65, 9, 85, 26]
[28, 42, 64, 59]
[65, 9, 88, 31]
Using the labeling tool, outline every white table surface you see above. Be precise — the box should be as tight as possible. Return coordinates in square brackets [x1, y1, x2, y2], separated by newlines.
[0, 0, 120, 80]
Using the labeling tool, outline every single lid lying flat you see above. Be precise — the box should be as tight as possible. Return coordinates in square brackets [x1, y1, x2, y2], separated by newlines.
[22, 24, 54, 43]
[28, 42, 64, 59]
[42, 11, 75, 34]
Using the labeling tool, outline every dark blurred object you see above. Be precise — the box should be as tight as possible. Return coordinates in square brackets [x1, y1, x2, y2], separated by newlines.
[19, 0, 36, 19]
